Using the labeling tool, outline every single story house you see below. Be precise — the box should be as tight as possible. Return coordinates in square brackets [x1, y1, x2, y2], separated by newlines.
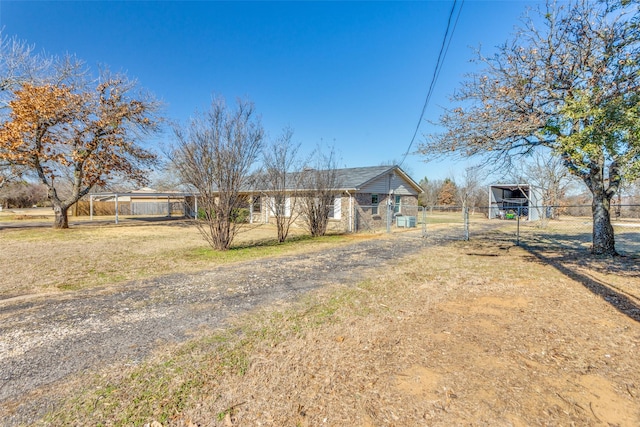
[85, 166, 424, 232]
[245, 165, 424, 232]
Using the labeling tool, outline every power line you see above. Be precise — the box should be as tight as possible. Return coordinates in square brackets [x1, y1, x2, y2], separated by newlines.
[399, 0, 464, 167]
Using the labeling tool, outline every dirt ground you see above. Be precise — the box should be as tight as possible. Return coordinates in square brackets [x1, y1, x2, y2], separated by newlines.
[173, 235, 640, 427]
[0, 230, 426, 424]
[1, 225, 639, 426]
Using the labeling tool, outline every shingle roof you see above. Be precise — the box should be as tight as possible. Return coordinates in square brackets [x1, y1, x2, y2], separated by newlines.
[334, 165, 398, 189]
[267, 165, 422, 193]
[91, 165, 423, 196]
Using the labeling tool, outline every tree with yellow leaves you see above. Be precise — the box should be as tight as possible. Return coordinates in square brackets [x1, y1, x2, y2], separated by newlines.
[0, 76, 160, 228]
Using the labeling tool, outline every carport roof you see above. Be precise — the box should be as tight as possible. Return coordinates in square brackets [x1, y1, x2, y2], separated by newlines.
[89, 190, 195, 201]
[490, 184, 531, 190]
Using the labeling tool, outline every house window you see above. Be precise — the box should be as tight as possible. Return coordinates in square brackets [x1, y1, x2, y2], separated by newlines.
[249, 196, 262, 213]
[372, 194, 379, 215]
[285, 196, 291, 217]
[394, 195, 402, 214]
[270, 196, 291, 217]
[329, 196, 341, 219]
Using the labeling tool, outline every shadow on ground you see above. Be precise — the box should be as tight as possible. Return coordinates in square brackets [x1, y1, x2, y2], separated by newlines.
[520, 234, 640, 323]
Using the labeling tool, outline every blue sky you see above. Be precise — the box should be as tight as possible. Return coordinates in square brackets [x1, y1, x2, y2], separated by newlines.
[0, 0, 543, 183]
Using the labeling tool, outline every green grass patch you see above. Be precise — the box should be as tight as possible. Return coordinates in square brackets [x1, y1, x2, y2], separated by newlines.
[424, 213, 465, 224]
[184, 234, 349, 263]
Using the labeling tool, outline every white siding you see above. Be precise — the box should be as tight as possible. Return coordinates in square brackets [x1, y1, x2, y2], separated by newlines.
[359, 174, 418, 196]
[360, 175, 392, 194]
[393, 182, 419, 196]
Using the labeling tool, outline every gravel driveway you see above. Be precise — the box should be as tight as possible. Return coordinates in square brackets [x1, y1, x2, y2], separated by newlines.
[1, 231, 429, 425]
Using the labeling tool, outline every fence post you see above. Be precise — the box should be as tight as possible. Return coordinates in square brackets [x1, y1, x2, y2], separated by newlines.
[421, 206, 427, 238]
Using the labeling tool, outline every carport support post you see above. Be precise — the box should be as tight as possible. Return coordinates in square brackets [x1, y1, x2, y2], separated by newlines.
[90, 195, 93, 221]
[464, 207, 469, 241]
[516, 213, 520, 246]
[115, 194, 119, 225]
[386, 199, 392, 233]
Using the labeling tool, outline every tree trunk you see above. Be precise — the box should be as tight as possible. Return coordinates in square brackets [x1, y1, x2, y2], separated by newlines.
[277, 219, 287, 243]
[53, 204, 69, 229]
[591, 192, 616, 256]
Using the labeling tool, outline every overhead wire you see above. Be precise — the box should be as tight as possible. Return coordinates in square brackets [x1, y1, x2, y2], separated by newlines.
[399, 0, 464, 167]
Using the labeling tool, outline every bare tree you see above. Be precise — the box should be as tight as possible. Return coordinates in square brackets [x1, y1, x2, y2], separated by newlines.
[299, 148, 341, 237]
[262, 127, 304, 242]
[626, 179, 640, 217]
[0, 181, 48, 208]
[150, 163, 185, 192]
[418, 177, 442, 208]
[456, 165, 485, 213]
[0, 32, 49, 95]
[171, 97, 264, 250]
[418, 0, 640, 255]
[0, 31, 86, 104]
[524, 151, 576, 220]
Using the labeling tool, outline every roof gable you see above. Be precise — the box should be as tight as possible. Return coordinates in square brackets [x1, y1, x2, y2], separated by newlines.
[335, 165, 422, 193]
[334, 165, 394, 189]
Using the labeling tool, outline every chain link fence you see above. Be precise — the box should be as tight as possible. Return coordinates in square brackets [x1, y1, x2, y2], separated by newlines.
[354, 204, 426, 234]
[417, 204, 640, 255]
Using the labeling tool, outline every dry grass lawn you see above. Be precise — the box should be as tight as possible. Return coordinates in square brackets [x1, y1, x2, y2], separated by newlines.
[39, 235, 640, 426]
[2, 216, 639, 425]
[0, 220, 342, 298]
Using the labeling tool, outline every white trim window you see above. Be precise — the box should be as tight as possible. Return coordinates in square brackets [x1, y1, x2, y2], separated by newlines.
[329, 196, 341, 219]
[270, 196, 291, 217]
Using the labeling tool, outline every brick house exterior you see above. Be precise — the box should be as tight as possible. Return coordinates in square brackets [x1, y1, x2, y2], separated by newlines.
[251, 165, 423, 233]
[84, 166, 423, 231]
